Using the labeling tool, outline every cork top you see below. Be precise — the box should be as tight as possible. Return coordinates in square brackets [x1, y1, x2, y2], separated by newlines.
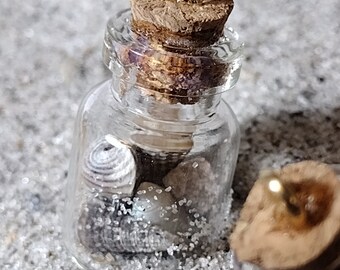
[131, 0, 234, 48]
[103, 9, 243, 102]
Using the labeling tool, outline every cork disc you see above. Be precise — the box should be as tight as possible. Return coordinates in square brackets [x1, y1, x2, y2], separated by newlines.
[230, 161, 340, 270]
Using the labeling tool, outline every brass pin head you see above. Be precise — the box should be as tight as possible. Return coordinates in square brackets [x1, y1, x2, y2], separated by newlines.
[266, 178, 301, 216]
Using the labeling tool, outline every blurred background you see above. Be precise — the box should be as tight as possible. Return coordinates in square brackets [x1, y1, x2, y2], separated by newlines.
[0, 0, 340, 269]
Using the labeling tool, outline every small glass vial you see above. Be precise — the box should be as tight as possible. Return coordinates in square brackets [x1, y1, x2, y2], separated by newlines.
[63, 9, 243, 269]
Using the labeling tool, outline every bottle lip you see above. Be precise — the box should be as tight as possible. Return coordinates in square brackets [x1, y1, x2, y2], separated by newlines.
[103, 9, 244, 101]
[104, 9, 244, 65]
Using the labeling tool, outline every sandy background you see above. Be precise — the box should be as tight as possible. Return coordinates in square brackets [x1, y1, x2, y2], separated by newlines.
[1, 0, 340, 269]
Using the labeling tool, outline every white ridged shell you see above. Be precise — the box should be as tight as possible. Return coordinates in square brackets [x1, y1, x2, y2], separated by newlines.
[103, 217, 177, 253]
[82, 134, 136, 196]
[78, 199, 177, 254]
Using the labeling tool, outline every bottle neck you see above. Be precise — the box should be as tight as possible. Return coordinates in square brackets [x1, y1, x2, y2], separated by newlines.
[110, 75, 222, 122]
[103, 10, 243, 123]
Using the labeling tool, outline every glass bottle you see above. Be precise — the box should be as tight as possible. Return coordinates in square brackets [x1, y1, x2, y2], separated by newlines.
[63, 8, 243, 270]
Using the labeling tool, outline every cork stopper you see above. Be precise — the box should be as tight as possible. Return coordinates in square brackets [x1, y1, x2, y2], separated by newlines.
[230, 161, 340, 270]
[103, 8, 242, 105]
[130, 0, 234, 48]
[124, 0, 237, 104]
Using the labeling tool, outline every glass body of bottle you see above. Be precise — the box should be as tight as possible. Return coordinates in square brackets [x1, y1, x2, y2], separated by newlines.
[63, 9, 243, 270]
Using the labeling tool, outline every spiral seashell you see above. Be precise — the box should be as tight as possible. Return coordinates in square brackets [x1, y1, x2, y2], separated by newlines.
[103, 217, 177, 253]
[132, 182, 189, 235]
[78, 197, 124, 253]
[82, 134, 136, 196]
[78, 198, 177, 254]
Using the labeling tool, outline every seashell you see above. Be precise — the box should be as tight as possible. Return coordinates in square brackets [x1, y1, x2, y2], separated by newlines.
[103, 217, 177, 253]
[77, 197, 125, 253]
[78, 198, 176, 254]
[82, 134, 136, 196]
[163, 157, 219, 216]
[131, 133, 193, 187]
[131, 182, 189, 235]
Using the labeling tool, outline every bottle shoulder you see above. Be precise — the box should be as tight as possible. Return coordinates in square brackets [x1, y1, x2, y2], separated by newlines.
[78, 80, 112, 114]
[197, 99, 239, 135]
[74, 80, 239, 144]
